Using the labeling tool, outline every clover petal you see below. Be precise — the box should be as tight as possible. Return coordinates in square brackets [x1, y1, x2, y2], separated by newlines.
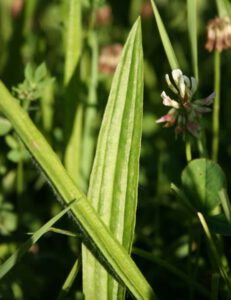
[161, 91, 180, 109]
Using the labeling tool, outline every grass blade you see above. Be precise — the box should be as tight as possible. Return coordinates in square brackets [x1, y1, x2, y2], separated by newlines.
[64, 0, 82, 85]
[216, 0, 231, 18]
[219, 189, 231, 224]
[82, 17, 144, 300]
[0, 201, 75, 279]
[80, 31, 98, 192]
[57, 256, 82, 300]
[150, 0, 179, 70]
[64, 0, 83, 183]
[133, 248, 210, 299]
[187, 0, 198, 81]
[212, 51, 220, 162]
[197, 212, 231, 289]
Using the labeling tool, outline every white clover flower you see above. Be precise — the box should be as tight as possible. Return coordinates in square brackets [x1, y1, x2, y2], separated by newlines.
[156, 69, 215, 137]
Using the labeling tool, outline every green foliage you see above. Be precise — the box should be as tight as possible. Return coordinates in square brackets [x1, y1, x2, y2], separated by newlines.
[0, 52, 154, 300]
[5, 134, 29, 163]
[82, 18, 144, 300]
[150, 0, 179, 69]
[0, 116, 12, 136]
[12, 63, 53, 104]
[1, 0, 231, 299]
[181, 158, 226, 213]
[0, 201, 75, 280]
[187, 0, 198, 80]
[0, 195, 17, 235]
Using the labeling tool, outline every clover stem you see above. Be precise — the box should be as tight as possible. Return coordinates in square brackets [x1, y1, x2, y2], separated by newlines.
[197, 212, 231, 289]
[185, 139, 192, 162]
[197, 130, 208, 158]
[212, 50, 220, 162]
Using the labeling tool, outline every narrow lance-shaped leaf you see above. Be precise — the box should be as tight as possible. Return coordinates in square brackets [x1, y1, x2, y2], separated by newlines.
[150, 0, 179, 70]
[0, 82, 155, 299]
[187, 0, 199, 81]
[82, 18, 144, 300]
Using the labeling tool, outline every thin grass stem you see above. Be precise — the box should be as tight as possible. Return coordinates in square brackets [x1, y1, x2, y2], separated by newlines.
[185, 140, 192, 163]
[57, 256, 81, 300]
[133, 247, 210, 298]
[212, 50, 220, 162]
[197, 212, 231, 289]
[211, 273, 220, 300]
[197, 130, 208, 158]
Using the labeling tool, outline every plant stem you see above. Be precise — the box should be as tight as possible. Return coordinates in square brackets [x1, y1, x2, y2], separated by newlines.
[211, 273, 219, 300]
[133, 247, 210, 298]
[57, 256, 81, 300]
[80, 30, 98, 192]
[197, 212, 231, 289]
[16, 158, 23, 196]
[197, 130, 208, 158]
[185, 139, 192, 163]
[64, 0, 82, 184]
[212, 50, 220, 162]
[0, 66, 155, 300]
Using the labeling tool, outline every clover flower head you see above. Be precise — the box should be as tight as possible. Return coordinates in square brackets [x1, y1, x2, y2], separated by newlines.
[98, 44, 123, 74]
[156, 69, 215, 137]
[205, 16, 231, 52]
[96, 5, 112, 26]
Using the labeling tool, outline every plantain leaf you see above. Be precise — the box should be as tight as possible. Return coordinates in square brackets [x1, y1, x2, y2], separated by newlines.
[181, 158, 227, 213]
[0, 80, 155, 299]
[82, 17, 145, 300]
[150, 0, 179, 70]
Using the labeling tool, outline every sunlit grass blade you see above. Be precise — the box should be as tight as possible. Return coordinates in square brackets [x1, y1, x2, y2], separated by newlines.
[216, 0, 231, 18]
[0, 201, 75, 279]
[48, 227, 79, 237]
[0, 1, 13, 73]
[64, 0, 83, 183]
[212, 50, 220, 162]
[0, 81, 155, 300]
[80, 31, 98, 192]
[64, 0, 82, 85]
[82, 17, 146, 300]
[57, 256, 82, 300]
[150, 0, 179, 70]
[187, 0, 198, 81]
